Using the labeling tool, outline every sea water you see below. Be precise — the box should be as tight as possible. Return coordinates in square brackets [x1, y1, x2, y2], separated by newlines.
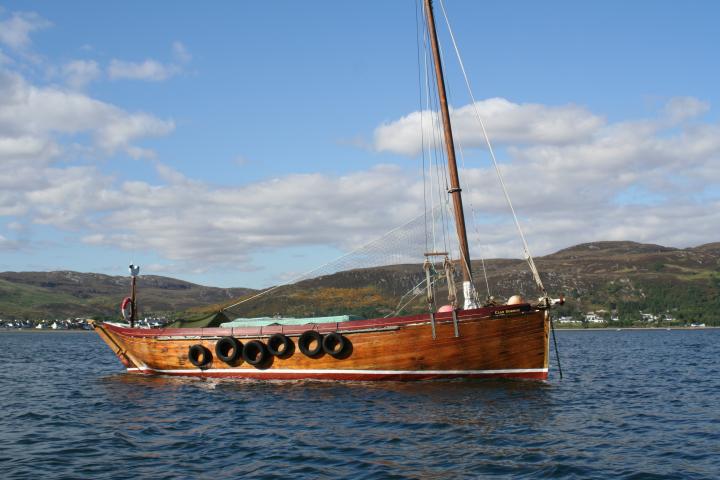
[0, 329, 718, 479]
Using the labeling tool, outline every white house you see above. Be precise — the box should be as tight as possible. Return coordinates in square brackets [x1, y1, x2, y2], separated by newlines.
[640, 313, 658, 322]
[557, 316, 579, 324]
[584, 312, 605, 323]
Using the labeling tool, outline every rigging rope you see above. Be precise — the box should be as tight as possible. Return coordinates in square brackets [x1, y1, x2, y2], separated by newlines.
[414, 3, 480, 306]
[222, 207, 445, 313]
[442, 54, 492, 299]
[421, 8, 454, 257]
[438, 0, 547, 297]
[415, 0, 430, 254]
[422, 12, 441, 254]
[457, 144, 492, 299]
[550, 312, 564, 379]
[389, 277, 440, 318]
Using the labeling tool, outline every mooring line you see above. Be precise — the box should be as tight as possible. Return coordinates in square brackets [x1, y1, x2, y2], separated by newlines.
[550, 315, 563, 379]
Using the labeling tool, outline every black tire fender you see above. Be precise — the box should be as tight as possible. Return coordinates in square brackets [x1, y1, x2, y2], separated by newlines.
[322, 332, 348, 358]
[267, 333, 293, 358]
[215, 336, 243, 364]
[242, 340, 269, 367]
[298, 330, 323, 357]
[188, 344, 212, 368]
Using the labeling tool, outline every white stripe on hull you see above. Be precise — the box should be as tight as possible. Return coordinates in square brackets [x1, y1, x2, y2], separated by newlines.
[126, 367, 548, 375]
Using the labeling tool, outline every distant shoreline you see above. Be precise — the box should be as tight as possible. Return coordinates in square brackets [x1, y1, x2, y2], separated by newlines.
[556, 326, 720, 331]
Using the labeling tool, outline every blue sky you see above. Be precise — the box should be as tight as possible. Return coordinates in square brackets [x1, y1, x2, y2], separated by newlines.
[1, 1, 719, 288]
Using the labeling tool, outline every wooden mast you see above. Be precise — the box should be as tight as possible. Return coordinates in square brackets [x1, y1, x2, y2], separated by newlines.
[423, 0, 473, 288]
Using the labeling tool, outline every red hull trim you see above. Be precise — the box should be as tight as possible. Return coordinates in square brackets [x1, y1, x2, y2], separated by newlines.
[104, 304, 536, 339]
[126, 369, 548, 381]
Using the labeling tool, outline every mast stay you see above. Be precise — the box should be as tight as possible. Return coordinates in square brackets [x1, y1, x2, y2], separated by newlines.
[435, 0, 548, 301]
[423, 0, 478, 309]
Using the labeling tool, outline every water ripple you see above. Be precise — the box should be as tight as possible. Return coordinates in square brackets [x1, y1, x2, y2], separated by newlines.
[0, 330, 719, 479]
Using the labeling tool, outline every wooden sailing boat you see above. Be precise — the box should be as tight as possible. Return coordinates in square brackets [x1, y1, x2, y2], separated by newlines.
[92, 0, 561, 381]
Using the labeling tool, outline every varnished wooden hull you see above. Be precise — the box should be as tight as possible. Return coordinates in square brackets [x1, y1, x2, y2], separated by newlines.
[92, 304, 550, 381]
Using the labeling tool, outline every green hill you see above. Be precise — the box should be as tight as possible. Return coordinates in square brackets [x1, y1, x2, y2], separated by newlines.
[221, 241, 720, 325]
[1, 241, 719, 325]
[0, 271, 255, 321]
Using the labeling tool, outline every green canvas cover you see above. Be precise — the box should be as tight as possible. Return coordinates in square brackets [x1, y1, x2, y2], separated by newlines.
[166, 311, 231, 329]
[220, 314, 363, 328]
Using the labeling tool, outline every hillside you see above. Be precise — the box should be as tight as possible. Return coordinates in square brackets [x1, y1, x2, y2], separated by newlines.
[222, 241, 720, 325]
[1, 241, 719, 325]
[0, 271, 255, 320]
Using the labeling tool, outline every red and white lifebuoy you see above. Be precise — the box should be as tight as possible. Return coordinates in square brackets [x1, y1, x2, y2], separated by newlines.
[121, 297, 133, 321]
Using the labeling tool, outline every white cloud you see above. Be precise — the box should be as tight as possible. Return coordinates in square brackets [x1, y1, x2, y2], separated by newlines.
[77, 164, 421, 268]
[2, 89, 720, 277]
[155, 163, 193, 184]
[663, 96, 709, 123]
[108, 59, 180, 81]
[95, 112, 174, 152]
[0, 68, 174, 228]
[0, 11, 51, 50]
[0, 70, 174, 156]
[172, 41, 191, 63]
[0, 233, 21, 250]
[107, 42, 191, 82]
[371, 96, 720, 263]
[61, 59, 101, 89]
[25, 166, 121, 229]
[6, 221, 26, 232]
[374, 98, 605, 156]
[0, 135, 59, 161]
